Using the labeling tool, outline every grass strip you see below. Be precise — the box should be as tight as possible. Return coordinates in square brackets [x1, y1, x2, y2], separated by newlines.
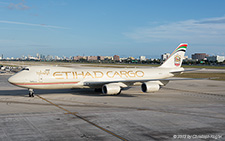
[175, 73, 225, 81]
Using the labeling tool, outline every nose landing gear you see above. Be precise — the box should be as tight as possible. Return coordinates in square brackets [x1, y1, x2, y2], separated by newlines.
[28, 89, 34, 97]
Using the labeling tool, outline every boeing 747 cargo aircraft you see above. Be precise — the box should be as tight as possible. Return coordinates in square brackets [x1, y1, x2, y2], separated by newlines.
[8, 43, 187, 97]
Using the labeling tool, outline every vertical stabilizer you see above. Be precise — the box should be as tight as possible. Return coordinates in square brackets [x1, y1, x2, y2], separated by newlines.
[160, 43, 188, 68]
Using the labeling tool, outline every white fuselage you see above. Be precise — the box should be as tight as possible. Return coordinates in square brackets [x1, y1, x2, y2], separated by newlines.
[8, 43, 188, 96]
[8, 66, 178, 89]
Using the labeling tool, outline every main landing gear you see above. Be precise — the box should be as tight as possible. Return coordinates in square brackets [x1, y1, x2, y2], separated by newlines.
[28, 89, 34, 97]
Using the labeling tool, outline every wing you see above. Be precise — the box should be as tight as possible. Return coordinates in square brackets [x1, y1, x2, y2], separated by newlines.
[170, 68, 203, 75]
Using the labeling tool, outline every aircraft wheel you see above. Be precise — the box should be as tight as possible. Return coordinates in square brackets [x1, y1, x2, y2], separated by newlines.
[28, 89, 34, 97]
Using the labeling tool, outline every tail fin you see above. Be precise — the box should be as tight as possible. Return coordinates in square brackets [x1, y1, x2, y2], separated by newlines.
[159, 43, 188, 68]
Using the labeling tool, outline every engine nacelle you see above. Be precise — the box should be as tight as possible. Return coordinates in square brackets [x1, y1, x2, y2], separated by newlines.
[141, 82, 160, 93]
[102, 84, 121, 95]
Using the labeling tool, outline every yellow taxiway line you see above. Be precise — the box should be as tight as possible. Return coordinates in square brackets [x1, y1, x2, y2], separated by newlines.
[36, 94, 127, 141]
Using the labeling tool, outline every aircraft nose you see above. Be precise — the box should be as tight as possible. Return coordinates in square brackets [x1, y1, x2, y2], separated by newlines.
[8, 75, 17, 84]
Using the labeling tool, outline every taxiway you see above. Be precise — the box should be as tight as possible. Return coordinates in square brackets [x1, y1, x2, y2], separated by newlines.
[0, 75, 224, 140]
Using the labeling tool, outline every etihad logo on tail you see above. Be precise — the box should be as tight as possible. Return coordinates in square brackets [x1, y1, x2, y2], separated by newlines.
[174, 55, 181, 67]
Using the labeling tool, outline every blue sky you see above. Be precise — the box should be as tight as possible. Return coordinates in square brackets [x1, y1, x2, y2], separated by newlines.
[0, 0, 225, 58]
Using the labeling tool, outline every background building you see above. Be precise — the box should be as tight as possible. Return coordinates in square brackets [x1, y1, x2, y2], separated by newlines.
[139, 56, 146, 61]
[36, 53, 40, 60]
[207, 55, 225, 62]
[97, 56, 104, 60]
[113, 55, 120, 61]
[105, 56, 113, 61]
[161, 53, 170, 61]
[73, 56, 85, 61]
[87, 56, 98, 61]
[192, 53, 209, 60]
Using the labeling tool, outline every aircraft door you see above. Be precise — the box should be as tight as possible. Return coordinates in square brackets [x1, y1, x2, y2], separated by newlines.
[37, 69, 50, 82]
[38, 74, 43, 82]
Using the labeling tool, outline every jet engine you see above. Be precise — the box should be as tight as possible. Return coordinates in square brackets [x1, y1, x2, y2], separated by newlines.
[141, 82, 160, 93]
[102, 84, 121, 95]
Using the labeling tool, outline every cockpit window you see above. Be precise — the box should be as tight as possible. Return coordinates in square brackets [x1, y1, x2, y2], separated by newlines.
[22, 68, 29, 71]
